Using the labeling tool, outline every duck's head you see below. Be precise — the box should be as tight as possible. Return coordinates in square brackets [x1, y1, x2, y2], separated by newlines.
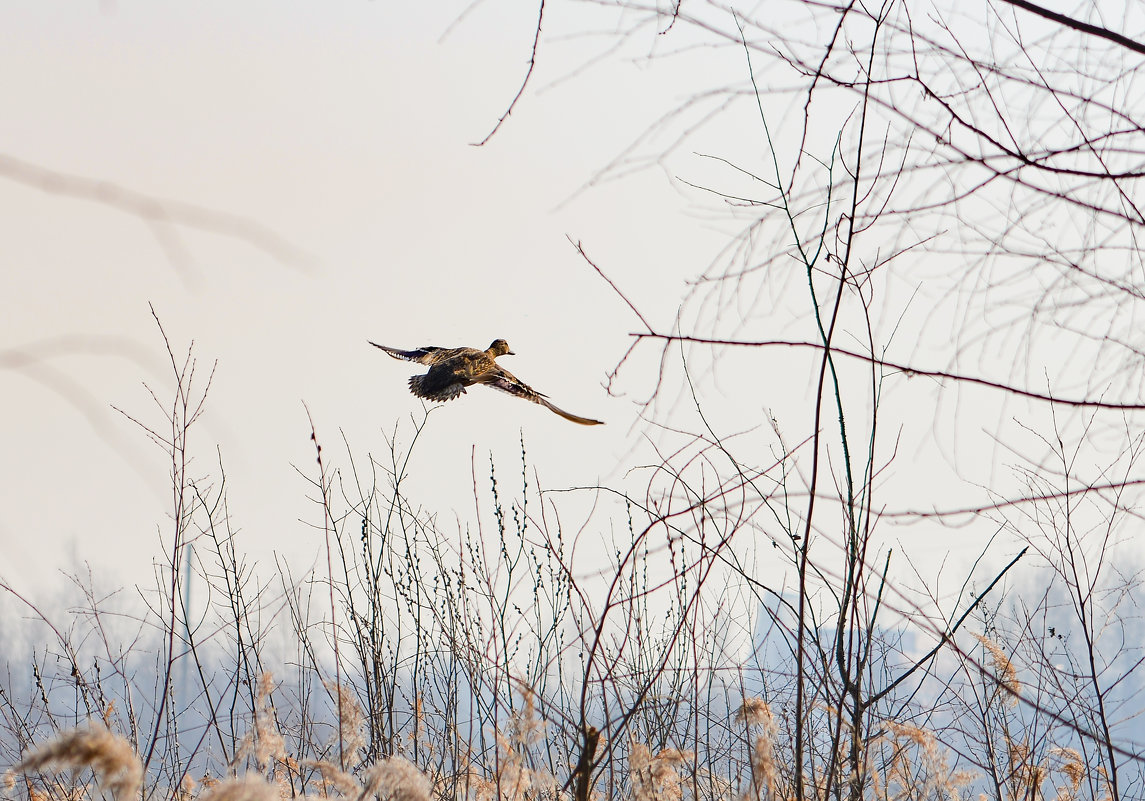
[488, 338, 514, 357]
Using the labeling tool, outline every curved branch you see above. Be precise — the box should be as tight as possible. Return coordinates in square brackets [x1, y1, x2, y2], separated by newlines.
[471, 0, 545, 146]
[997, 0, 1145, 57]
[633, 332, 1145, 410]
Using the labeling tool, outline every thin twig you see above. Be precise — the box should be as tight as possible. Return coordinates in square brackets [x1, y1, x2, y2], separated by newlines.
[472, 0, 545, 146]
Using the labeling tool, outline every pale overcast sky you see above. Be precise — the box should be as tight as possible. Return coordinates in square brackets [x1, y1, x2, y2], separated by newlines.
[0, 1, 1075, 607]
[0, 2, 716, 586]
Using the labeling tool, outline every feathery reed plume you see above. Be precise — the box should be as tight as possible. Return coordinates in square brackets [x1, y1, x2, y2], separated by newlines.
[1050, 747, 1084, 799]
[881, 720, 974, 800]
[300, 759, 360, 797]
[232, 673, 288, 772]
[358, 757, 432, 801]
[14, 725, 143, 801]
[628, 741, 690, 801]
[198, 774, 279, 801]
[405, 694, 438, 765]
[492, 732, 539, 800]
[736, 698, 777, 801]
[973, 633, 1020, 705]
[450, 740, 486, 801]
[736, 698, 773, 729]
[507, 687, 545, 750]
[295, 681, 368, 795]
[176, 773, 196, 801]
[1005, 738, 1047, 799]
[325, 680, 366, 764]
[463, 687, 559, 801]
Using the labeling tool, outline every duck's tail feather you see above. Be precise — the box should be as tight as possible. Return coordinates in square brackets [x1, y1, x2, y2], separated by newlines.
[540, 398, 604, 426]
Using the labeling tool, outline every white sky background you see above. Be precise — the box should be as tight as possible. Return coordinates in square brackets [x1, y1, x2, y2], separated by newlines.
[0, 1, 736, 588]
[0, 0, 1122, 628]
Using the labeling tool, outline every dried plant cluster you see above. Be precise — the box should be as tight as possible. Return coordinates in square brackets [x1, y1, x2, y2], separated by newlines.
[3, 678, 432, 801]
[5, 683, 1118, 801]
[2, 325, 1138, 800]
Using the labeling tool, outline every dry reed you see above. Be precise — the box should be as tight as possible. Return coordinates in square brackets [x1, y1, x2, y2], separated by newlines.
[232, 673, 289, 772]
[972, 634, 1020, 706]
[13, 725, 143, 801]
[324, 680, 366, 764]
[879, 719, 974, 801]
[736, 697, 778, 801]
[198, 775, 279, 801]
[628, 741, 691, 801]
[1049, 747, 1084, 799]
[358, 757, 432, 801]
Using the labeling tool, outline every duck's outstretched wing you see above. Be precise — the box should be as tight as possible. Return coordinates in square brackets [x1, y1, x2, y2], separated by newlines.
[480, 368, 604, 426]
[368, 341, 449, 365]
[408, 374, 467, 402]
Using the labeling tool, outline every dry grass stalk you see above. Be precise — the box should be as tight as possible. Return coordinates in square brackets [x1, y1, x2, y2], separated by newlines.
[491, 732, 538, 801]
[358, 757, 432, 801]
[288, 681, 369, 794]
[300, 759, 360, 797]
[198, 774, 280, 801]
[735, 698, 772, 729]
[973, 634, 1020, 706]
[177, 773, 197, 801]
[23, 782, 88, 801]
[324, 680, 366, 765]
[880, 720, 971, 801]
[232, 673, 289, 772]
[403, 694, 438, 767]
[628, 741, 691, 801]
[447, 738, 481, 800]
[736, 698, 778, 801]
[1048, 747, 1084, 800]
[507, 688, 545, 751]
[14, 724, 143, 801]
[260, 751, 432, 801]
[951, 770, 980, 798]
[462, 689, 559, 801]
[1004, 738, 1048, 800]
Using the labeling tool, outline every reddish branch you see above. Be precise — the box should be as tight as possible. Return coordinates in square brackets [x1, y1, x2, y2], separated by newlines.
[633, 332, 1145, 411]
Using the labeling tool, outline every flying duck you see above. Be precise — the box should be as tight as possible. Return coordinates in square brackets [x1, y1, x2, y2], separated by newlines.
[370, 338, 604, 426]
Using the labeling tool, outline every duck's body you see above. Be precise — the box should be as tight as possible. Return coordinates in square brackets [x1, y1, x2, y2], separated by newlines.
[370, 338, 604, 426]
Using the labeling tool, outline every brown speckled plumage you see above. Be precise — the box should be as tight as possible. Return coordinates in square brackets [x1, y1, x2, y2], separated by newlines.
[370, 338, 604, 426]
